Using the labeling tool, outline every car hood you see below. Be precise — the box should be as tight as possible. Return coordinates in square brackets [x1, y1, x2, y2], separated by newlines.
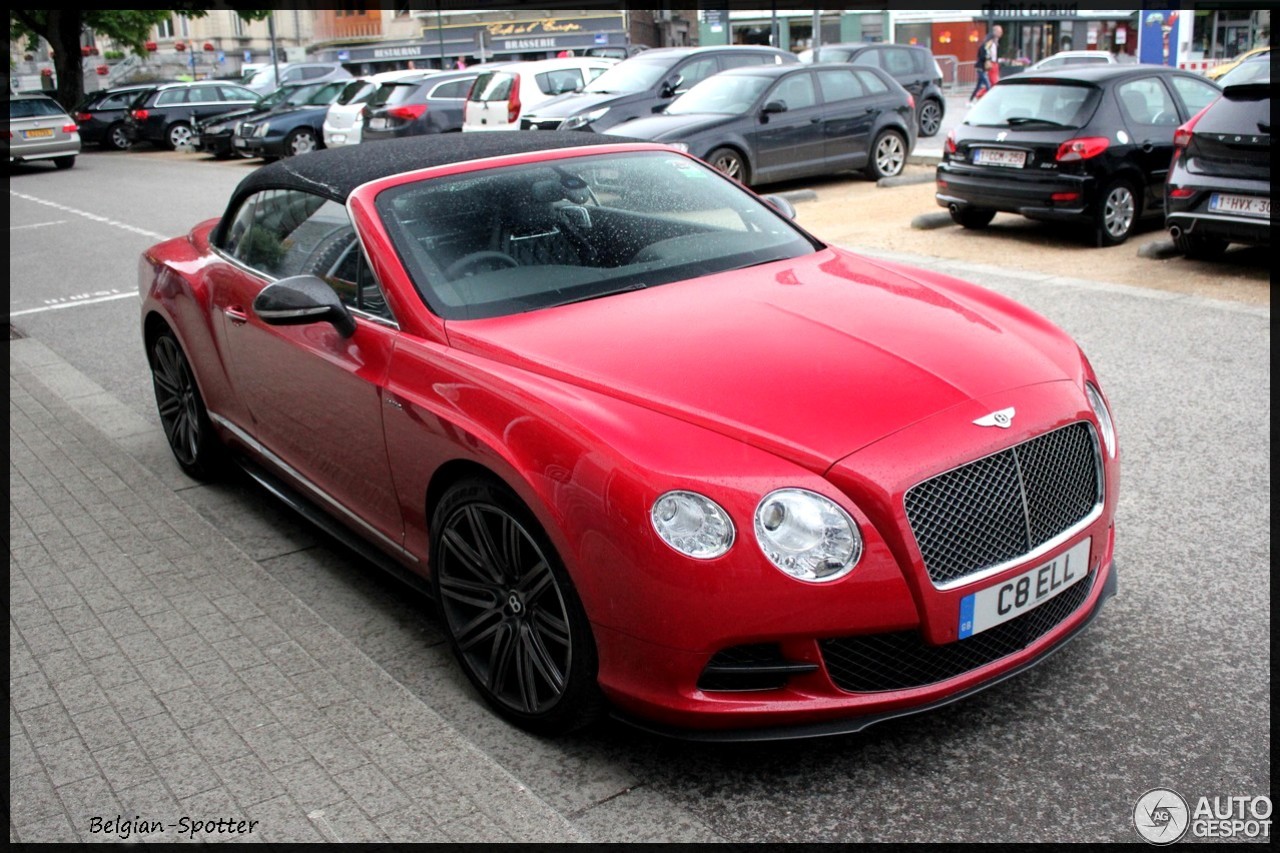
[446, 248, 1083, 471]
[200, 106, 267, 128]
[607, 112, 736, 140]
[524, 91, 642, 119]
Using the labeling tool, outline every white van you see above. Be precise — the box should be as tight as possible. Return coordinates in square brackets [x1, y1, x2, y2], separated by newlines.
[462, 56, 616, 132]
[323, 69, 425, 147]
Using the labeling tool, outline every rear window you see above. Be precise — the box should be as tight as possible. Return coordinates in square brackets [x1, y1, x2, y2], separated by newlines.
[536, 69, 585, 96]
[336, 80, 377, 106]
[10, 98, 67, 119]
[966, 82, 1100, 129]
[471, 72, 515, 102]
[369, 80, 425, 109]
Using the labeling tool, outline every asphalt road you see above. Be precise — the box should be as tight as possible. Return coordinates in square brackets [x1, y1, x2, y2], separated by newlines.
[8, 147, 1271, 843]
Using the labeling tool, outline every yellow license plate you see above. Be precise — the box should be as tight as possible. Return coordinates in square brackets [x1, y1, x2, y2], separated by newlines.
[24, 128, 55, 139]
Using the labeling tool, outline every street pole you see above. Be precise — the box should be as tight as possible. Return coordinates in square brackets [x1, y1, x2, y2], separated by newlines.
[435, 1, 446, 68]
[812, 9, 821, 52]
[268, 12, 280, 88]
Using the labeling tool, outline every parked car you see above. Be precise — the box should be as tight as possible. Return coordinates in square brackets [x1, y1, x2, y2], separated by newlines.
[798, 42, 947, 137]
[242, 62, 352, 94]
[360, 69, 484, 141]
[935, 65, 1221, 245]
[462, 56, 616, 132]
[322, 69, 424, 148]
[1205, 45, 1270, 82]
[7, 94, 80, 168]
[73, 84, 156, 150]
[1026, 50, 1134, 72]
[1165, 58, 1270, 257]
[125, 81, 261, 151]
[230, 80, 348, 160]
[606, 64, 915, 185]
[140, 132, 1120, 738]
[193, 82, 325, 159]
[519, 45, 799, 133]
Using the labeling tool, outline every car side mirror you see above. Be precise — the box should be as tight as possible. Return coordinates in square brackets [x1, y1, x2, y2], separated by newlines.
[660, 74, 684, 99]
[761, 194, 797, 220]
[762, 100, 787, 115]
[253, 275, 356, 338]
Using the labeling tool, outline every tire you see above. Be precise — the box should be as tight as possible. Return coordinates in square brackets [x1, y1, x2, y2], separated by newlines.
[950, 206, 996, 229]
[1172, 229, 1228, 260]
[706, 147, 749, 184]
[166, 122, 194, 152]
[866, 130, 907, 180]
[1094, 179, 1139, 246]
[431, 477, 605, 736]
[53, 155, 76, 170]
[105, 122, 131, 151]
[917, 99, 943, 137]
[283, 127, 319, 158]
[148, 328, 224, 480]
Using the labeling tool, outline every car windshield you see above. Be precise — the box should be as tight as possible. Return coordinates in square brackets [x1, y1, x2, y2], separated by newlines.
[584, 58, 672, 94]
[1219, 57, 1271, 88]
[666, 74, 771, 115]
[375, 150, 817, 320]
[966, 82, 1100, 128]
[304, 81, 347, 105]
[798, 47, 855, 63]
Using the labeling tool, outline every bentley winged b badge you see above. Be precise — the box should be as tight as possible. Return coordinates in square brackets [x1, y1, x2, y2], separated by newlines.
[973, 407, 1015, 429]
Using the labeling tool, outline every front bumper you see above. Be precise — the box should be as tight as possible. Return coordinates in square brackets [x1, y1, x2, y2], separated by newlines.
[194, 131, 234, 157]
[936, 162, 1096, 222]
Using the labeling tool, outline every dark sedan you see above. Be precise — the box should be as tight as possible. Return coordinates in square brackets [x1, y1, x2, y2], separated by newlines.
[73, 84, 157, 150]
[125, 81, 261, 151]
[606, 64, 915, 187]
[231, 80, 347, 160]
[936, 65, 1220, 246]
[1165, 58, 1271, 258]
[196, 82, 337, 160]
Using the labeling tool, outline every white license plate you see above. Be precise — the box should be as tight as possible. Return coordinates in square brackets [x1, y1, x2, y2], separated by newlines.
[1209, 193, 1270, 219]
[368, 117, 388, 130]
[974, 148, 1026, 168]
[233, 138, 247, 148]
[331, 133, 346, 144]
[958, 538, 1090, 639]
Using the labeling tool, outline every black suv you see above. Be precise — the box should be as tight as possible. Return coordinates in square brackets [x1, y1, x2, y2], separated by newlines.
[800, 43, 947, 137]
[124, 81, 260, 151]
[1165, 56, 1270, 258]
[73, 84, 157, 150]
[520, 45, 798, 133]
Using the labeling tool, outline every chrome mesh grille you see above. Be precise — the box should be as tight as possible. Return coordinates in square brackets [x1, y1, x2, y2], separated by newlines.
[905, 423, 1100, 586]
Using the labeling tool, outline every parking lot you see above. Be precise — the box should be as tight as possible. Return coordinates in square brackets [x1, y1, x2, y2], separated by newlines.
[9, 142, 1271, 843]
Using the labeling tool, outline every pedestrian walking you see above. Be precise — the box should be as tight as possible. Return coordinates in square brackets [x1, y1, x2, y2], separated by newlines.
[969, 25, 1004, 104]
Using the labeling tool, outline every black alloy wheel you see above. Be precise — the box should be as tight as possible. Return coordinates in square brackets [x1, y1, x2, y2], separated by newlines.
[950, 206, 997, 229]
[707, 147, 749, 185]
[1173, 229, 1228, 260]
[105, 122, 131, 151]
[431, 478, 604, 735]
[918, 99, 943, 137]
[149, 329, 223, 479]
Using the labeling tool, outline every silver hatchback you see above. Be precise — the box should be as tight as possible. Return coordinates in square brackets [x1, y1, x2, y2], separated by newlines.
[8, 94, 81, 169]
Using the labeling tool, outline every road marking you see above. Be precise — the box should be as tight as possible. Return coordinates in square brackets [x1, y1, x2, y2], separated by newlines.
[10, 220, 68, 231]
[11, 291, 139, 317]
[9, 190, 168, 240]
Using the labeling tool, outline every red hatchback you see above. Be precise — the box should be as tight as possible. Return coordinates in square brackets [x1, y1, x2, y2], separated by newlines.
[139, 133, 1120, 739]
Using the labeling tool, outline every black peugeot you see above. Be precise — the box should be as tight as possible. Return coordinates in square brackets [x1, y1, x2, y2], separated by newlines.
[1164, 56, 1271, 258]
[936, 65, 1220, 246]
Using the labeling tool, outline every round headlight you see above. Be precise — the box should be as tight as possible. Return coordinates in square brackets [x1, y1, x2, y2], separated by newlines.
[1085, 381, 1116, 458]
[651, 491, 734, 559]
[754, 489, 861, 583]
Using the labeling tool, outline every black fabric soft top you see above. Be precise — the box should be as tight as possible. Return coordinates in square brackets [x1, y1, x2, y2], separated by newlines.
[229, 131, 637, 205]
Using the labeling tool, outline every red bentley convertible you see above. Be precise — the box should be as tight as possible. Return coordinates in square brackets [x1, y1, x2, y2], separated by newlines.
[140, 132, 1119, 739]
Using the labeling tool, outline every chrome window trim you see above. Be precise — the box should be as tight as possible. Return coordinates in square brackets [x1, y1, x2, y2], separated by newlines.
[902, 420, 1106, 591]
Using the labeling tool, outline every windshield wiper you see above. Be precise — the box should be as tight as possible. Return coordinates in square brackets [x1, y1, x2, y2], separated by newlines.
[545, 282, 648, 309]
[1005, 116, 1068, 127]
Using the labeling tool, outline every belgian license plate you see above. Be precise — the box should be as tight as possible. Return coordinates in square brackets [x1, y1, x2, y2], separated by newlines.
[1209, 193, 1270, 219]
[24, 128, 54, 139]
[974, 148, 1026, 168]
[958, 538, 1090, 639]
[368, 117, 388, 130]
[233, 137, 247, 148]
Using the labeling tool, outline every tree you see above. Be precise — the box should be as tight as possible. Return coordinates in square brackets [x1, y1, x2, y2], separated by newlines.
[11, 8, 270, 110]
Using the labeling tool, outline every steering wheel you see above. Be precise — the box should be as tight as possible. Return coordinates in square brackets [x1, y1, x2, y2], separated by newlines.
[443, 251, 519, 280]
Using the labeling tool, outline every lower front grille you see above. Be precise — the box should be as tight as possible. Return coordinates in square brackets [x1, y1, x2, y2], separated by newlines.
[819, 573, 1094, 693]
[698, 644, 819, 692]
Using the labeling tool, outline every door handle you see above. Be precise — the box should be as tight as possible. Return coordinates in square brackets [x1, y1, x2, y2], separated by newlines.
[809, 117, 821, 124]
[224, 306, 248, 325]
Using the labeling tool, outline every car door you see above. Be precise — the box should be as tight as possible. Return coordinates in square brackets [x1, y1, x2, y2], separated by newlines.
[816, 67, 876, 169]
[1114, 76, 1182, 211]
[209, 187, 405, 548]
[748, 70, 825, 182]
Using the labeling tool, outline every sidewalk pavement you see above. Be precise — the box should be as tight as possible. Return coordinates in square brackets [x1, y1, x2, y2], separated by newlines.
[9, 337, 586, 843]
